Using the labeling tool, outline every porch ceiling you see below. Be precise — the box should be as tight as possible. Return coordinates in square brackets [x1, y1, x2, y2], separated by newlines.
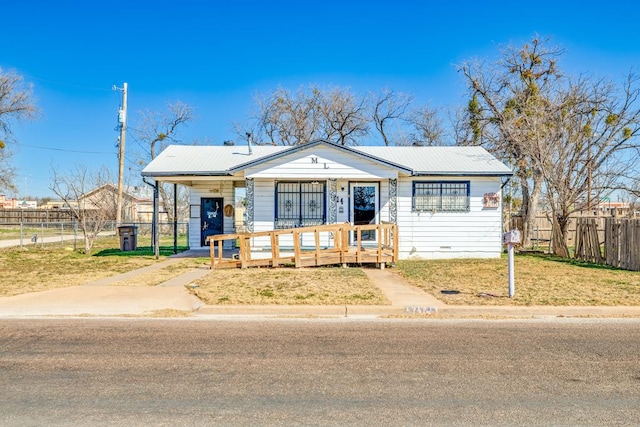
[153, 176, 238, 187]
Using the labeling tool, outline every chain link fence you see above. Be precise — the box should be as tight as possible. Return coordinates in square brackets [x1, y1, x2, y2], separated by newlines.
[0, 221, 189, 249]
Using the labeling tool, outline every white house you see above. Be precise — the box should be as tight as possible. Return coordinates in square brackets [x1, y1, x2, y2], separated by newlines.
[141, 139, 512, 259]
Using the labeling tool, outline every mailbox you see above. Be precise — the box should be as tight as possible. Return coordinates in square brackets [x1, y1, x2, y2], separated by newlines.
[502, 229, 521, 245]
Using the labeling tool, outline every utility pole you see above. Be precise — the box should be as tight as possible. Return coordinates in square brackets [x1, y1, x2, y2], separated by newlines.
[114, 82, 128, 225]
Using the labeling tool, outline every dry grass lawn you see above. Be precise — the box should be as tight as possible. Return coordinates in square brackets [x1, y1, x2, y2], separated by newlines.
[0, 237, 169, 297]
[4, 233, 639, 308]
[395, 253, 640, 306]
[191, 267, 390, 305]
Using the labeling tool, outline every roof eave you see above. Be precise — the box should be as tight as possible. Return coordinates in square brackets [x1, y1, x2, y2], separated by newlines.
[141, 171, 231, 177]
[412, 171, 513, 177]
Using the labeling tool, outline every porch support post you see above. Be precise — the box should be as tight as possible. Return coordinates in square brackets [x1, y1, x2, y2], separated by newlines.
[245, 178, 254, 233]
[153, 181, 159, 259]
[328, 178, 337, 224]
[173, 183, 178, 254]
[389, 178, 398, 224]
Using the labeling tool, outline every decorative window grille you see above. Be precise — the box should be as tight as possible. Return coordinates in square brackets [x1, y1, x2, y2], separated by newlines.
[412, 181, 470, 212]
[275, 181, 326, 228]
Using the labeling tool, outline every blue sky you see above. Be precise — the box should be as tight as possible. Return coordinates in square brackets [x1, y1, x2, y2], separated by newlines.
[2, 0, 639, 197]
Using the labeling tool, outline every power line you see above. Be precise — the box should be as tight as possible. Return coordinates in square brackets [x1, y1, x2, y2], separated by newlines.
[13, 141, 115, 155]
[25, 75, 113, 92]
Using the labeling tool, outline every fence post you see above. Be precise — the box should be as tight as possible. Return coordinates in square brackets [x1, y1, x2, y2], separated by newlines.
[19, 221, 23, 248]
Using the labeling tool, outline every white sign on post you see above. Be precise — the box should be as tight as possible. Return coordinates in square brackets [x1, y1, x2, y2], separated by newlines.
[502, 229, 521, 245]
[502, 230, 521, 298]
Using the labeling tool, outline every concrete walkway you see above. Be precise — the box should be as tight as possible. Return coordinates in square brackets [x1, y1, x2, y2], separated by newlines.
[0, 231, 117, 249]
[0, 235, 77, 249]
[1, 249, 640, 318]
[83, 258, 186, 287]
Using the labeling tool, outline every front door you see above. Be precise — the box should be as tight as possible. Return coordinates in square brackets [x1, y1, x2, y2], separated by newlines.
[201, 197, 224, 246]
[350, 183, 379, 243]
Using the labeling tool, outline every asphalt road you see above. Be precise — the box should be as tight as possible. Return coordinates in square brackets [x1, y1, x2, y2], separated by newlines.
[1, 318, 639, 426]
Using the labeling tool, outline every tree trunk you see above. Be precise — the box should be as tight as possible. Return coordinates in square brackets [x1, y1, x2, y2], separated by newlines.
[519, 170, 542, 249]
[552, 214, 571, 258]
[158, 183, 175, 223]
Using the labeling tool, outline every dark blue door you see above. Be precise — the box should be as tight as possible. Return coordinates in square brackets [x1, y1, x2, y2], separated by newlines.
[201, 197, 224, 246]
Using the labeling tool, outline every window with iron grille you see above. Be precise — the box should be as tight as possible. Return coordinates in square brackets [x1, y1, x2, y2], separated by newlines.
[275, 181, 326, 228]
[412, 181, 470, 212]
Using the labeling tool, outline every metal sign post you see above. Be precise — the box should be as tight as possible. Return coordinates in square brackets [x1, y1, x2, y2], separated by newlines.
[502, 230, 521, 298]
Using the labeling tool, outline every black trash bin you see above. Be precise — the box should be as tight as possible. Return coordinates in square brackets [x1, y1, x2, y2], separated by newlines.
[117, 225, 138, 251]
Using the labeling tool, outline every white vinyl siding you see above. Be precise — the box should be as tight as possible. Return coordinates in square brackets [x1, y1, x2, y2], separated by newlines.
[397, 177, 503, 259]
[186, 177, 503, 259]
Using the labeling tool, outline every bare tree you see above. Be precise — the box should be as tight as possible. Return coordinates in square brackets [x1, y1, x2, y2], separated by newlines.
[50, 166, 113, 254]
[242, 85, 454, 147]
[319, 86, 369, 145]
[240, 85, 370, 146]
[458, 36, 564, 248]
[251, 87, 323, 146]
[451, 105, 477, 146]
[406, 105, 445, 146]
[0, 68, 37, 192]
[540, 74, 640, 256]
[0, 140, 16, 193]
[133, 101, 193, 222]
[372, 89, 414, 146]
[134, 101, 193, 160]
[460, 36, 640, 255]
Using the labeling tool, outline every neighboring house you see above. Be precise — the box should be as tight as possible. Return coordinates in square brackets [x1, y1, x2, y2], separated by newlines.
[141, 139, 512, 259]
[579, 201, 638, 218]
[79, 184, 154, 222]
[134, 199, 169, 223]
[0, 195, 37, 209]
[40, 200, 70, 209]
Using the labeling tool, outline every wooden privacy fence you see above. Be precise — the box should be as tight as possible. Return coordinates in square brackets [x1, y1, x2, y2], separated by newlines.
[0, 209, 75, 224]
[206, 222, 398, 269]
[574, 217, 640, 271]
[604, 218, 640, 271]
[510, 214, 606, 249]
[574, 218, 604, 263]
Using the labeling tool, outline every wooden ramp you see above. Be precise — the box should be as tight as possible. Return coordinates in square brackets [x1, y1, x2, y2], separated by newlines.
[206, 223, 398, 269]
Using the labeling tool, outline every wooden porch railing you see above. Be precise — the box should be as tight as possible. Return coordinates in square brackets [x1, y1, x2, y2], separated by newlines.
[206, 222, 398, 269]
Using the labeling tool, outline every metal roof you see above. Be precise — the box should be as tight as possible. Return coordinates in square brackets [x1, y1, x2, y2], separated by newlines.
[141, 144, 288, 176]
[141, 140, 512, 177]
[356, 146, 512, 176]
